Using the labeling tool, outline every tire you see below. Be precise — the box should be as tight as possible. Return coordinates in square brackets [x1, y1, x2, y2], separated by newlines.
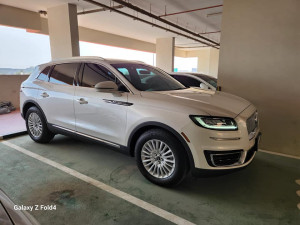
[135, 129, 188, 187]
[25, 106, 55, 143]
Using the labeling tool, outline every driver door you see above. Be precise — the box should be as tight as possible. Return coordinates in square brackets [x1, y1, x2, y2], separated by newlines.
[74, 63, 128, 145]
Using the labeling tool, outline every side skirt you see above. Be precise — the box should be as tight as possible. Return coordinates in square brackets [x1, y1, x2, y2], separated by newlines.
[47, 124, 130, 156]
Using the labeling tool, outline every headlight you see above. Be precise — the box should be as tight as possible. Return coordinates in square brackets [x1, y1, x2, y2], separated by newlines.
[189, 116, 238, 130]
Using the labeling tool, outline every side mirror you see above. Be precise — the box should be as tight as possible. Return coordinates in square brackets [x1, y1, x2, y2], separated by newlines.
[95, 81, 118, 92]
[200, 83, 209, 90]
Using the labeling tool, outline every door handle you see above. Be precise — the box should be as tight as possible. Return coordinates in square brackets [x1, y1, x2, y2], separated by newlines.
[41, 92, 49, 98]
[76, 98, 88, 104]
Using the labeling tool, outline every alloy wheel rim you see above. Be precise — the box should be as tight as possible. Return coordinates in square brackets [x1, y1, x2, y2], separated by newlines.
[28, 112, 43, 138]
[141, 139, 175, 179]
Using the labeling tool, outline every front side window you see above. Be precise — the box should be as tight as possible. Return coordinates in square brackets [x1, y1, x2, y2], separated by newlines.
[49, 63, 79, 85]
[37, 66, 50, 81]
[80, 63, 116, 88]
[111, 63, 185, 91]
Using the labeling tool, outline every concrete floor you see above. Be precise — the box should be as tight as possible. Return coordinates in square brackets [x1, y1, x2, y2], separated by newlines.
[0, 110, 26, 137]
[0, 135, 300, 225]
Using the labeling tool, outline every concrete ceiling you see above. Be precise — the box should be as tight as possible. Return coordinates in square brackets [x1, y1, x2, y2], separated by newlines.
[0, 0, 223, 48]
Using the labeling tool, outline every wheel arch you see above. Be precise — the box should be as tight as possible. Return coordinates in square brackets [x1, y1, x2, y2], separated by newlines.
[127, 121, 195, 170]
[22, 100, 48, 122]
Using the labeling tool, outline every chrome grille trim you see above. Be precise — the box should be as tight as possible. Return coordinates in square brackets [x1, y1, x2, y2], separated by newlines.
[247, 111, 258, 140]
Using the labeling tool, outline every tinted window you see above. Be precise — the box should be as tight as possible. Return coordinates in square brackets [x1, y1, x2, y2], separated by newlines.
[172, 75, 201, 88]
[81, 63, 117, 88]
[192, 74, 218, 88]
[37, 66, 50, 81]
[112, 63, 185, 91]
[49, 63, 79, 85]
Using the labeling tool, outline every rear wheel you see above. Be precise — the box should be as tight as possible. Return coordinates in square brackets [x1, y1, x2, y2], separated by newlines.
[135, 129, 188, 187]
[25, 106, 55, 143]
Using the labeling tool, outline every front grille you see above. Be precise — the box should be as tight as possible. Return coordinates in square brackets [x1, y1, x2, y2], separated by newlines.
[247, 111, 258, 134]
[204, 150, 243, 167]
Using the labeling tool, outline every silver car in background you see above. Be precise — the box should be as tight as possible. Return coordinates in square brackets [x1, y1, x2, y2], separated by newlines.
[170, 72, 217, 90]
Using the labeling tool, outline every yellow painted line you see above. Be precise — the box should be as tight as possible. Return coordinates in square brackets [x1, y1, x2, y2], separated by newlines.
[296, 180, 300, 186]
[1, 141, 195, 225]
[298, 203, 300, 210]
[296, 190, 300, 197]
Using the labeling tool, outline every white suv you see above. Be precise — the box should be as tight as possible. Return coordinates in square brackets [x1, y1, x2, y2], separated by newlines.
[20, 57, 261, 186]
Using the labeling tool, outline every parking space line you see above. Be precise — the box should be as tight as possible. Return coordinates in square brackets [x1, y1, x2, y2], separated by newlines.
[259, 149, 300, 160]
[296, 180, 300, 210]
[1, 141, 195, 225]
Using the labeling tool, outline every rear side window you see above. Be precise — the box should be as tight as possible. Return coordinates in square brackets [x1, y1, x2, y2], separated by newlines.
[172, 75, 201, 88]
[37, 66, 50, 81]
[81, 63, 116, 88]
[49, 63, 79, 85]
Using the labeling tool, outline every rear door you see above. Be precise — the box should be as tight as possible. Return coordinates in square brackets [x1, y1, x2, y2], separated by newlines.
[74, 63, 128, 145]
[37, 63, 80, 130]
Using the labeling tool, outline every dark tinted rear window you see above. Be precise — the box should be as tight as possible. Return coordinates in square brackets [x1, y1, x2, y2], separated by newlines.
[37, 66, 50, 81]
[49, 63, 79, 85]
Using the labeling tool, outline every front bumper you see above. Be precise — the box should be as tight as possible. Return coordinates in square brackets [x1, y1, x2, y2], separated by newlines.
[181, 104, 260, 171]
[191, 133, 261, 176]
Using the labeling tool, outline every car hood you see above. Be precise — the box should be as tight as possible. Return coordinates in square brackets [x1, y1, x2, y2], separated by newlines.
[147, 88, 251, 118]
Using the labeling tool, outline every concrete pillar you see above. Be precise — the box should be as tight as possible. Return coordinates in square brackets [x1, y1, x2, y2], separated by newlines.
[156, 37, 174, 72]
[47, 4, 79, 59]
[218, 0, 300, 157]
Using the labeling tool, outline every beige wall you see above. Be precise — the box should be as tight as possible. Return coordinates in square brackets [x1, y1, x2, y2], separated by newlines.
[0, 4, 41, 31]
[218, 0, 300, 156]
[187, 48, 219, 77]
[209, 48, 220, 78]
[0, 75, 29, 108]
[0, 5, 156, 54]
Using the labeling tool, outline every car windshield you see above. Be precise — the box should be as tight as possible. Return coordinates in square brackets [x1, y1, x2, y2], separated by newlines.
[191, 74, 218, 88]
[111, 63, 186, 91]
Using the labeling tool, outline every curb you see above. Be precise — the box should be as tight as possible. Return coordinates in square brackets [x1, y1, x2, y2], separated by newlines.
[0, 131, 27, 140]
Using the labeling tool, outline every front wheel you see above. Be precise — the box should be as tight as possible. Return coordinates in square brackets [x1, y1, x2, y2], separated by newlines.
[135, 129, 188, 187]
[25, 106, 55, 143]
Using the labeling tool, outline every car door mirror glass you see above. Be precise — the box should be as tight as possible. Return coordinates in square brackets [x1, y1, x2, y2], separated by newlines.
[200, 83, 209, 90]
[95, 81, 118, 92]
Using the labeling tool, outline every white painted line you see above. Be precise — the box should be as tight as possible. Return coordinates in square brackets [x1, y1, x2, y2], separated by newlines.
[296, 190, 300, 197]
[259, 149, 300, 160]
[1, 141, 195, 225]
[296, 180, 300, 186]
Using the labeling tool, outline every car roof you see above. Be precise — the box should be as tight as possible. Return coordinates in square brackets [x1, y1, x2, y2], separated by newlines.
[40, 56, 146, 67]
[169, 72, 216, 80]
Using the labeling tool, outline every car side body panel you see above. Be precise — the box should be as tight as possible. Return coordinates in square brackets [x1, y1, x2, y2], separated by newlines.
[20, 57, 260, 176]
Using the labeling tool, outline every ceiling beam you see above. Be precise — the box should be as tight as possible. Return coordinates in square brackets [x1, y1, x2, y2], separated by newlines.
[78, 5, 124, 15]
[198, 31, 221, 35]
[83, 0, 219, 48]
[110, 0, 219, 47]
[159, 5, 223, 17]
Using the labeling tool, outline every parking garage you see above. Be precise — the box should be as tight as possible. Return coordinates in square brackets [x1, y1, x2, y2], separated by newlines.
[0, 0, 300, 225]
